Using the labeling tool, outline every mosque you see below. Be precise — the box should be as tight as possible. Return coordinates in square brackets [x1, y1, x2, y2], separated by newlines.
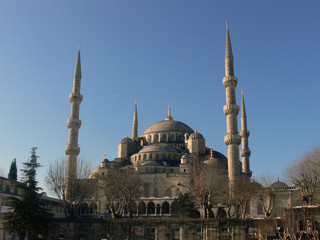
[64, 23, 296, 218]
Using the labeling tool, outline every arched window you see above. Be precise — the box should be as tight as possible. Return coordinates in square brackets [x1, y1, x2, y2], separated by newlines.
[138, 202, 146, 214]
[156, 204, 161, 214]
[143, 154, 146, 160]
[162, 201, 170, 214]
[138, 155, 141, 160]
[149, 154, 152, 160]
[147, 202, 155, 214]
[154, 134, 158, 143]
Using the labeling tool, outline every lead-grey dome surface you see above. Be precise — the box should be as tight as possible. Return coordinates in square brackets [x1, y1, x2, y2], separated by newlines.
[139, 143, 179, 153]
[144, 119, 194, 134]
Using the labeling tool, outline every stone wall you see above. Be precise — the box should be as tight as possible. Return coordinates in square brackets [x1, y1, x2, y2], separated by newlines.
[49, 218, 253, 240]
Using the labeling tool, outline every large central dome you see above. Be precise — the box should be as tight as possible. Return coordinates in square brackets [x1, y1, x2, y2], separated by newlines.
[144, 119, 194, 134]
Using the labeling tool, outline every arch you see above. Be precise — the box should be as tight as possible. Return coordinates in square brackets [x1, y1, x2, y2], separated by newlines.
[156, 204, 161, 214]
[217, 208, 227, 218]
[143, 154, 146, 160]
[147, 202, 155, 214]
[208, 209, 214, 218]
[128, 201, 137, 215]
[147, 135, 151, 143]
[189, 209, 201, 218]
[149, 153, 153, 160]
[138, 202, 146, 215]
[162, 201, 170, 214]
[138, 155, 141, 160]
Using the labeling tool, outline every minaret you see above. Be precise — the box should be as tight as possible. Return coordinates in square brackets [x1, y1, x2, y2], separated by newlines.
[240, 89, 252, 176]
[222, 21, 241, 185]
[132, 98, 138, 141]
[65, 43, 83, 200]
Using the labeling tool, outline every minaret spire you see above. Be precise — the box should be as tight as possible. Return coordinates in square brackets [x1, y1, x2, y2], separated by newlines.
[240, 89, 251, 176]
[65, 44, 83, 200]
[132, 98, 138, 140]
[222, 21, 241, 187]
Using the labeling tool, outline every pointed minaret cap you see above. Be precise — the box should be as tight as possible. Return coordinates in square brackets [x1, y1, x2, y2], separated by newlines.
[165, 104, 173, 120]
[241, 89, 247, 118]
[104, 152, 107, 159]
[225, 20, 233, 58]
[74, 41, 82, 78]
[126, 133, 128, 138]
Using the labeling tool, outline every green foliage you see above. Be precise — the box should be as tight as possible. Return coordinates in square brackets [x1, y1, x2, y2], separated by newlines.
[8, 158, 17, 181]
[4, 147, 53, 240]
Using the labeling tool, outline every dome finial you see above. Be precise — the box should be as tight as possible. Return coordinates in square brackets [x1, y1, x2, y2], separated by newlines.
[210, 145, 213, 159]
[195, 128, 198, 133]
[165, 104, 173, 120]
[126, 133, 128, 138]
[104, 152, 106, 159]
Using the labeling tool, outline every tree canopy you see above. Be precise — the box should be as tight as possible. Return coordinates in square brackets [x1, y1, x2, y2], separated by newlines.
[8, 158, 17, 181]
[4, 147, 53, 240]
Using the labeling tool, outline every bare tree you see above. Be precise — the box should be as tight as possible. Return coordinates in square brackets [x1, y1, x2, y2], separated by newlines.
[286, 147, 320, 205]
[100, 167, 141, 219]
[46, 157, 93, 218]
[258, 175, 277, 217]
[232, 177, 256, 218]
[189, 160, 220, 218]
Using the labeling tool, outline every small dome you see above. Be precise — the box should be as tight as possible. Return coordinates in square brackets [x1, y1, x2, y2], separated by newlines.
[101, 158, 109, 163]
[189, 132, 204, 139]
[271, 180, 288, 188]
[139, 143, 179, 153]
[251, 181, 263, 189]
[144, 119, 194, 134]
[120, 137, 134, 144]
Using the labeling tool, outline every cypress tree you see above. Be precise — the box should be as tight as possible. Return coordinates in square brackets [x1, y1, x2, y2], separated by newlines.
[8, 158, 17, 181]
[4, 147, 53, 240]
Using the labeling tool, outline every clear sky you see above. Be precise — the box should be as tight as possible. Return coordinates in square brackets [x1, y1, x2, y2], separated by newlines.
[0, 1, 319, 195]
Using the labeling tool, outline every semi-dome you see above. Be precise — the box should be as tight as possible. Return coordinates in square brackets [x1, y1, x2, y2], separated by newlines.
[139, 143, 179, 153]
[144, 119, 194, 134]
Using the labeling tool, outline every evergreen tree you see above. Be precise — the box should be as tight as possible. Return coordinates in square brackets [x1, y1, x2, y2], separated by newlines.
[4, 147, 53, 240]
[8, 158, 17, 181]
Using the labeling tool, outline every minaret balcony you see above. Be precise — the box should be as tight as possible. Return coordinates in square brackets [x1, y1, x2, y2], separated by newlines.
[240, 130, 250, 137]
[69, 93, 83, 103]
[223, 104, 239, 116]
[67, 118, 82, 129]
[240, 149, 251, 157]
[224, 133, 241, 145]
[65, 145, 80, 156]
[223, 76, 237, 88]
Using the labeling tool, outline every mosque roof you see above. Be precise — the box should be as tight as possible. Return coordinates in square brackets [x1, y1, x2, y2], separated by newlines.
[189, 132, 204, 139]
[144, 119, 194, 134]
[271, 180, 288, 188]
[120, 137, 134, 144]
[139, 143, 179, 153]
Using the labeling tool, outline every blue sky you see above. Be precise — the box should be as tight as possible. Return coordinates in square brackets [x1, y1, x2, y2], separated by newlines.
[0, 1, 319, 194]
